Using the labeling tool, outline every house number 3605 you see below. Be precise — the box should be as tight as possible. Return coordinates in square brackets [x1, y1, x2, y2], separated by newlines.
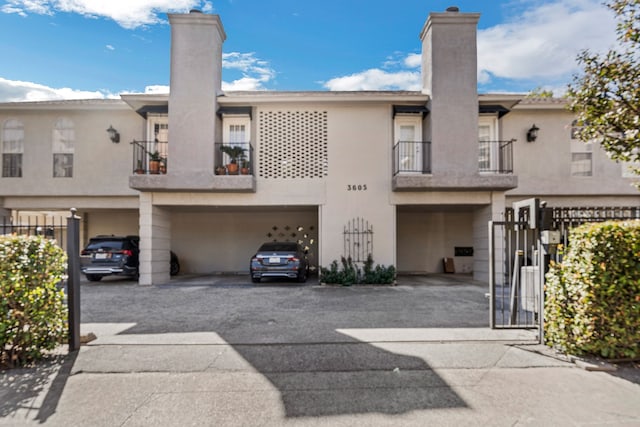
[347, 184, 367, 191]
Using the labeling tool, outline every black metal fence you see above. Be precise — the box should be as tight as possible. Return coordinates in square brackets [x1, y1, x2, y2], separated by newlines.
[1, 215, 68, 250]
[490, 204, 640, 331]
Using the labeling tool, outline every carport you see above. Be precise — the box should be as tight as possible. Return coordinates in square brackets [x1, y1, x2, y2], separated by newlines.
[396, 205, 480, 275]
[168, 205, 319, 274]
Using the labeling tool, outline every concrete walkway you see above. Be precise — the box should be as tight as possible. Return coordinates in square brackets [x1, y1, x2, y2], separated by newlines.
[1, 275, 639, 426]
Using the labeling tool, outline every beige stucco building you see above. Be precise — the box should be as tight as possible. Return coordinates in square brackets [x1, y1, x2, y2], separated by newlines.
[1, 8, 638, 285]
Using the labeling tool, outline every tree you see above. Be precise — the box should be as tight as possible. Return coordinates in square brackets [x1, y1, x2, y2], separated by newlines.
[567, 0, 640, 177]
[526, 87, 554, 98]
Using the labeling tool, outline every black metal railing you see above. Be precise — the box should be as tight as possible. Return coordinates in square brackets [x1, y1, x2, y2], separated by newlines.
[132, 141, 168, 175]
[479, 140, 514, 174]
[393, 141, 432, 175]
[1, 215, 67, 250]
[214, 142, 254, 175]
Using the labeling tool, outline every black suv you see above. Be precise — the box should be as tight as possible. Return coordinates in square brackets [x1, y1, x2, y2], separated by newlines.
[80, 235, 180, 282]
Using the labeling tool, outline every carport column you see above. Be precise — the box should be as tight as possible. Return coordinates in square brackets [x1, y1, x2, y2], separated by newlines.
[472, 192, 506, 284]
[139, 192, 171, 285]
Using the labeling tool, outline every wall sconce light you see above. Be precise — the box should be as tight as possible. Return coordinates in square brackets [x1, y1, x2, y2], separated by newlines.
[106, 125, 120, 143]
[526, 124, 539, 142]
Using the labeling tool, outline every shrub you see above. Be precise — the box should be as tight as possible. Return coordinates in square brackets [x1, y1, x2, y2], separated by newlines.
[320, 254, 396, 285]
[0, 235, 68, 368]
[544, 220, 640, 359]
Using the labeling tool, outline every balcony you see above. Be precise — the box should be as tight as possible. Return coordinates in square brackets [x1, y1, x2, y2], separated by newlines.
[392, 139, 517, 191]
[129, 141, 256, 192]
[393, 141, 432, 175]
[479, 140, 514, 174]
[131, 140, 168, 175]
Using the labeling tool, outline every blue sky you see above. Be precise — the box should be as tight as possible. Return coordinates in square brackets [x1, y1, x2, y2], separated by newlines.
[0, 0, 618, 102]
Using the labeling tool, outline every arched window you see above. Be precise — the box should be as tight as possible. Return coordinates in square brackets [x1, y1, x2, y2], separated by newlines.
[53, 118, 74, 177]
[2, 119, 24, 177]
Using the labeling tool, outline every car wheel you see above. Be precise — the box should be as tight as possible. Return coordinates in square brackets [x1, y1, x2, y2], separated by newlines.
[251, 276, 261, 283]
[170, 259, 180, 276]
[86, 274, 103, 282]
[297, 268, 308, 283]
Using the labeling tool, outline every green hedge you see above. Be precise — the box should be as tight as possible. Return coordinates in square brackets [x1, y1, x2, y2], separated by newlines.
[545, 220, 640, 359]
[0, 235, 68, 368]
[320, 255, 396, 285]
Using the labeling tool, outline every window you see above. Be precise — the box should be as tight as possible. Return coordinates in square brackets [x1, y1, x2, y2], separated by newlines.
[569, 119, 593, 176]
[53, 118, 74, 177]
[222, 115, 251, 171]
[479, 116, 498, 172]
[2, 119, 23, 177]
[394, 115, 423, 173]
[570, 138, 593, 177]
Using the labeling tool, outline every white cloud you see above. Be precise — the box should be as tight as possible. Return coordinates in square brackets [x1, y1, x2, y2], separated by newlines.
[0, 0, 209, 29]
[0, 77, 113, 102]
[106, 44, 115, 51]
[403, 53, 421, 69]
[222, 52, 275, 90]
[323, 0, 617, 92]
[143, 85, 169, 94]
[477, 0, 616, 84]
[324, 69, 420, 91]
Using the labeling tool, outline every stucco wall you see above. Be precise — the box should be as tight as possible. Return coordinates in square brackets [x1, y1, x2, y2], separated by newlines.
[83, 210, 140, 244]
[504, 107, 639, 197]
[0, 105, 144, 197]
[397, 210, 474, 273]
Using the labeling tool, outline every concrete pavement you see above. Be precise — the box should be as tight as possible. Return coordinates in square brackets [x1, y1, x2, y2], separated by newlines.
[1, 274, 639, 426]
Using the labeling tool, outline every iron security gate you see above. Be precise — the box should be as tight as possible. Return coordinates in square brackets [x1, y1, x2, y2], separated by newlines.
[489, 199, 639, 334]
[489, 201, 541, 330]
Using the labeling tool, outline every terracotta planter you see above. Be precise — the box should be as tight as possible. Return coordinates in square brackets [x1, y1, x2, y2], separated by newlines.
[149, 160, 160, 174]
[227, 163, 239, 175]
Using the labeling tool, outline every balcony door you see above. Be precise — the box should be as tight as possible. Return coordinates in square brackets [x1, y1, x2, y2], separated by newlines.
[222, 116, 250, 165]
[395, 116, 422, 173]
[147, 115, 169, 166]
[479, 117, 498, 172]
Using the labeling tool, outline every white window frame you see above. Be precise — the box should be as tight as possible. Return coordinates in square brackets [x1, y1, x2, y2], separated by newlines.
[570, 139, 593, 177]
[222, 115, 251, 165]
[2, 119, 24, 178]
[53, 118, 74, 178]
[394, 114, 423, 173]
[478, 116, 499, 173]
[146, 114, 169, 168]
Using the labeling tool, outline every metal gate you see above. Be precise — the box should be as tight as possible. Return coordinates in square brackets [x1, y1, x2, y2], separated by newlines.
[1, 215, 68, 250]
[489, 200, 640, 335]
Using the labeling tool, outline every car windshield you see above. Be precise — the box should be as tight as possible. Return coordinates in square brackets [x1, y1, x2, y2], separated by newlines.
[85, 240, 125, 251]
[258, 242, 298, 252]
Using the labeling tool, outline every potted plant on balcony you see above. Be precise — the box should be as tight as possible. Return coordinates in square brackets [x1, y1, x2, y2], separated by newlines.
[219, 145, 246, 175]
[148, 151, 162, 174]
[134, 160, 145, 174]
[240, 160, 251, 175]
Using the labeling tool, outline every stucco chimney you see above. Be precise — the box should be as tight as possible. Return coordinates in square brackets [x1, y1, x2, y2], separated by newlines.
[420, 7, 480, 176]
[167, 11, 226, 177]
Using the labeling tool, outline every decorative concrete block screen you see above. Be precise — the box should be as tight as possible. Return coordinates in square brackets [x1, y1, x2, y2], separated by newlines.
[258, 111, 328, 179]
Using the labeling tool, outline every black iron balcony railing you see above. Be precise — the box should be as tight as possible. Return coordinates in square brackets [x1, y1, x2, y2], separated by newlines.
[132, 140, 168, 174]
[393, 141, 432, 175]
[479, 140, 514, 174]
[131, 141, 256, 176]
[215, 142, 254, 175]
